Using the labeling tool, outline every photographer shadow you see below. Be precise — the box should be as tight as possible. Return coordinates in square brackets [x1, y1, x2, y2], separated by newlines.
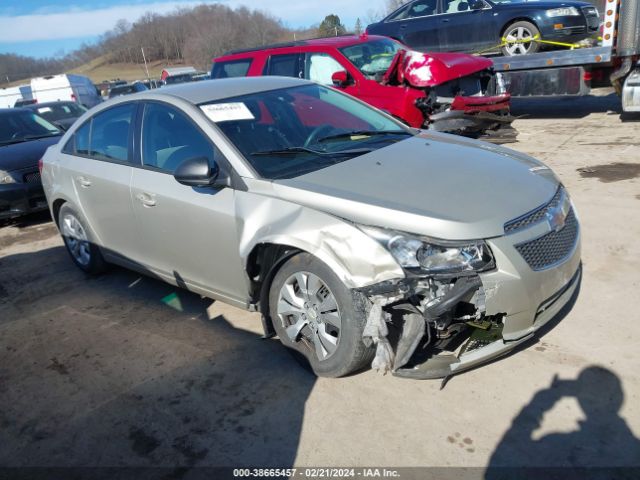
[486, 366, 640, 478]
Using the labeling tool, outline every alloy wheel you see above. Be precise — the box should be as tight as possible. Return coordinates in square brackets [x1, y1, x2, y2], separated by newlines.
[505, 26, 534, 55]
[277, 271, 342, 361]
[61, 213, 91, 266]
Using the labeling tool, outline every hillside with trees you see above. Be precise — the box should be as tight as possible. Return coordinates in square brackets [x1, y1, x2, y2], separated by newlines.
[0, 1, 408, 84]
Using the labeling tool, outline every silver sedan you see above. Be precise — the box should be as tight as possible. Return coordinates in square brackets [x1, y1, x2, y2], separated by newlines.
[41, 77, 581, 379]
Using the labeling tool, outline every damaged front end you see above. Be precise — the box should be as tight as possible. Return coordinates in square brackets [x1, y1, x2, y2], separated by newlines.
[358, 272, 504, 380]
[383, 50, 517, 143]
[353, 228, 506, 380]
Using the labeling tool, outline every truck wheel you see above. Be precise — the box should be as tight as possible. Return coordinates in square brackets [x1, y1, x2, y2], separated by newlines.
[502, 21, 540, 56]
[269, 253, 374, 377]
[58, 204, 107, 274]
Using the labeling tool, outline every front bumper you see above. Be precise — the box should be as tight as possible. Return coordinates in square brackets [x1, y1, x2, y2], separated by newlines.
[0, 178, 48, 220]
[375, 200, 582, 379]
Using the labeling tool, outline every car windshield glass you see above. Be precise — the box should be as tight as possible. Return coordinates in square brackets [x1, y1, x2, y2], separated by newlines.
[0, 110, 60, 145]
[34, 103, 86, 122]
[339, 39, 403, 79]
[200, 84, 413, 180]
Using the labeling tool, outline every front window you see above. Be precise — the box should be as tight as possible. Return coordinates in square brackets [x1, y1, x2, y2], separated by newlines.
[339, 39, 403, 79]
[0, 110, 60, 146]
[200, 84, 413, 180]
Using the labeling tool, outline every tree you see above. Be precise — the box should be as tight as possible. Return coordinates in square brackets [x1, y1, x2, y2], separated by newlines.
[386, 0, 409, 13]
[354, 18, 363, 35]
[318, 14, 346, 37]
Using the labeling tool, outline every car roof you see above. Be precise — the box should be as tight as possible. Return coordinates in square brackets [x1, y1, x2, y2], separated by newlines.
[26, 101, 74, 108]
[144, 76, 311, 105]
[217, 34, 391, 59]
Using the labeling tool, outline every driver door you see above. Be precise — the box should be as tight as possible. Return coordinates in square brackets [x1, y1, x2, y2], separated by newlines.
[129, 101, 248, 303]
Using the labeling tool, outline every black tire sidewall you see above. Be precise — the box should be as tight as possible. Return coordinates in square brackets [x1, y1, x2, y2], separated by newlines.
[502, 21, 540, 56]
[269, 253, 373, 378]
[58, 203, 106, 274]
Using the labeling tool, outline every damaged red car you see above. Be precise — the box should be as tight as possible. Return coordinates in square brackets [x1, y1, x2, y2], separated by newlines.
[211, 35, 516, 142]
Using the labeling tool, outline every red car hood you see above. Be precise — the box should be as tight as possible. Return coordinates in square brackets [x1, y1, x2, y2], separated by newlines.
[384, 50, 494, 88]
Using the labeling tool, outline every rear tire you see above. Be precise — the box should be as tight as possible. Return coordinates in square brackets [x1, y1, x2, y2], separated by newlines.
[502, 21, 540, 56]
[58, 204, 107, 274]
[269, 253, 374, 377]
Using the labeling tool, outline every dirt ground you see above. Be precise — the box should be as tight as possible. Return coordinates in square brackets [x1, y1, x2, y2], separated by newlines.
[1, 90, 639, 477]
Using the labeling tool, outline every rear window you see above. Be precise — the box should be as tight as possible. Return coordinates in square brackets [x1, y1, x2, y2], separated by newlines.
[211, 59, 253, 79]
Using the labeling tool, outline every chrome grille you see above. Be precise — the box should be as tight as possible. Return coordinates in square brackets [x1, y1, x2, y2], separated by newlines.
[515, 209, 578, 271]
[504, 187, 563, 234]
[23, 171, 41, 184]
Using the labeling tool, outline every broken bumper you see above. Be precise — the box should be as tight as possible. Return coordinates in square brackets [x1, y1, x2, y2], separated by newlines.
[365, 208, 582, 380]
[429, 95, 517, 143]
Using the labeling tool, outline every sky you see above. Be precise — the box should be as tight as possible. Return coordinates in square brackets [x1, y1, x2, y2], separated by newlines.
[0, 0, 387, 58]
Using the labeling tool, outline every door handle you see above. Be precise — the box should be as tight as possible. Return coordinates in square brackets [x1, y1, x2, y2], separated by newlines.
[442, 18, 450, 22]
[399, 24, 408, 29]
[76, 176, 92, 188]
[136, 193, 157, 207]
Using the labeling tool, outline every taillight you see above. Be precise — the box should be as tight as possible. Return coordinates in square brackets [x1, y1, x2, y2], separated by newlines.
[71, 93, 77, 102]
[38, 158, 44, 174]
[583, 71, 593, 82]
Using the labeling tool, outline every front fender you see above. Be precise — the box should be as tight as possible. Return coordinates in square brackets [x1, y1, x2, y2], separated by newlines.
[234, 185, 405, 289]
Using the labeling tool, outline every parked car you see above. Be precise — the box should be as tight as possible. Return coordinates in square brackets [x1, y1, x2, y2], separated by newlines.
[367, 0, 600, 56]
[108, 82, 148, 98]
[212, 35, 515, 141]
[42, 77, 581, 379]
[0, 85, 32, 109]
[1, 108, 62, 220]
[25, 101, 87, 131]
[31, 74, 102, 108]
[13, 98, 38, 108]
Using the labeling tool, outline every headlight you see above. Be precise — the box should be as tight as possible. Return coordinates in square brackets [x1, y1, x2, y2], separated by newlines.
[0, 170, 16, 184]
[359, 226, 494, 275]
[547, 7, 580, 17]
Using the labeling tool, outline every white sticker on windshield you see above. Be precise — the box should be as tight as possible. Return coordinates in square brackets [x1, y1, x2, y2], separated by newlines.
[38, 107, 52, 113]
[200, 103, 254, 122]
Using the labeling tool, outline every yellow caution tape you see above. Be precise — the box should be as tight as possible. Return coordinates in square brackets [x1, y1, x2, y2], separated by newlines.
[473, 34, 587, 56]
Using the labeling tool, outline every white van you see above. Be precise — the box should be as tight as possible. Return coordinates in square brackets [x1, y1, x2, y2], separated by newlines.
[0, 84, 33, 108]
[31, 74, 101, 109]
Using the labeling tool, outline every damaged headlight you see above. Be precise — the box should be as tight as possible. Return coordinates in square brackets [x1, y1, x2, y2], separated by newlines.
[360, 226, 494, 274]
[546, 7, 580, 17]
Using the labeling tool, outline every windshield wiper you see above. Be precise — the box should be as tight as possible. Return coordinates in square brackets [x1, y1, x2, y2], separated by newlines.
[316, 129, 412, 143]
[250, 146, 371, 157]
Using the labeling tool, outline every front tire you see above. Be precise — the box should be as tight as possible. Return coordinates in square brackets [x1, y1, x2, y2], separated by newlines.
[58, 204, 106, 274]
[269, 253, 374, 377]
[502, 21, 540, 56]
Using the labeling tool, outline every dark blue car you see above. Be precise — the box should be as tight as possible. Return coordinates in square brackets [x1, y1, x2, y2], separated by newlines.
[366, 0, 600, 56]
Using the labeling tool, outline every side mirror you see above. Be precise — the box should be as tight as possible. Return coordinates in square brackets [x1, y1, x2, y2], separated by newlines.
[331, 71, 351, 87]
[469, 0, 485, 10]
[174, 156, 220, 187]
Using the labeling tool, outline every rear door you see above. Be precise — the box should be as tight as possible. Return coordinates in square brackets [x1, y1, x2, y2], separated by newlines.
[439, 0, 496, 52]
[390, 0, 442, 50]
[263, 52, 304, 78]
[59, 102, 140, 261]
[129, 101, 247, 302]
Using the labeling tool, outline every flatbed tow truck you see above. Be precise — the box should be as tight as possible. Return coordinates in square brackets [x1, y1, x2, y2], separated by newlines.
[490, 0, 640, 113]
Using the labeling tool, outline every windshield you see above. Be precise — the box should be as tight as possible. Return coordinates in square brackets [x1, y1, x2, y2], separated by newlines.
[202, 84, 412, 180]
[33, 103, 86, 122]
[339, 39, 403, 79]
[0, 110, 60, 145]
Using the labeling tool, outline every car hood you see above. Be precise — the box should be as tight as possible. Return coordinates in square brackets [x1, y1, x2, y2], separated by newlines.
[384, 50, 493, 87]
[271, 132, 559, 240]
[0, 136, 61, 172]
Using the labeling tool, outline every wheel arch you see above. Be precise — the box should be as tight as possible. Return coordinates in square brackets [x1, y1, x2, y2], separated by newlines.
[500, 17, 540, 38]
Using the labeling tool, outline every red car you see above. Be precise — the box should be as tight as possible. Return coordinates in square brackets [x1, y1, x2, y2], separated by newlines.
[211, 35, 516, 142]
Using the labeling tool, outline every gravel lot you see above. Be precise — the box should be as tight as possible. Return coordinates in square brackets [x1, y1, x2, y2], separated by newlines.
[1, 90, 639, 477]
